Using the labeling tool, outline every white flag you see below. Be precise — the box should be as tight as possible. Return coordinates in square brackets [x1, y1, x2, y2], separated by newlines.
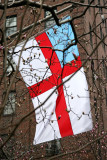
[13, 17, 93, 145]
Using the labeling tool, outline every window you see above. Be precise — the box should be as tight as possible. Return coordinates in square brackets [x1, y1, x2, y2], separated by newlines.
[0, 146, 7, 159]
[100, 26, 103, 39]
[103, 0, 105, 4]
[105, 20, 107, 33]
[100, 26, 105, 49]
[46, 139, 61, 156]
[105, 89, 107, 106]
[94, 97, 98, 121]
[45, 9, 57, 28]
[8, 0, 19, 2]
[97, 0, 102, 12]
[80, 0, 85, 2]
[0, 134, 15, 159]
[102, 57, 107, 79]
[91, 59, 94, 71]
[88, 0, 90, 12]
[6, 55, 16, 76]
[6, 15, 17, 37]
[88, 0, 90, 4]
[102, 33, 105, 50]
[89, 23, 93, 48]
[98, 0, 100, 5]
[106, 66, 107, 80]
[3, 91, 16, 115]
[91, 60, 95, 82]
[102, 57, 105, 75]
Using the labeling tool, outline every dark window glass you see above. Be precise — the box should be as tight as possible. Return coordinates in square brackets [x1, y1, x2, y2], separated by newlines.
[45, 9, 57, 29]
[105, 89, 107, 106]
[3, 91, 16, 115]
[89, 23, 93, 47]
[6, 15, 17, 37]
[46, 139, 61, 156]
[88, 0, 90, 4]
[94, 97, 98, 120]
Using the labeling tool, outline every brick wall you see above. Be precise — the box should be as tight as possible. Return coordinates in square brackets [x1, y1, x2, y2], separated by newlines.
[0, 0, 107, 159]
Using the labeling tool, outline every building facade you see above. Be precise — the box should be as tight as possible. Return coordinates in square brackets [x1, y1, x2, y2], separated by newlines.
[0, 0, 107, 159]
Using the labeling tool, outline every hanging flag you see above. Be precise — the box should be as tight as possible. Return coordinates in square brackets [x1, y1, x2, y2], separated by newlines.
[13, 16, 93, 145]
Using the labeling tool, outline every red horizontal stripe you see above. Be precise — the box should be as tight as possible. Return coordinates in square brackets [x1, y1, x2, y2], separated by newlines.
[28, 75, 56, 98]
[62, 56, 82, 79]
[28, 56, 82, 98]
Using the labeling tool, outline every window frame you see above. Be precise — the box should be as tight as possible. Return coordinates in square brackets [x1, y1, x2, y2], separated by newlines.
[44, 8, 57, 29]
[6, 15, 17, 37]
[3, 91, 16, 116]
[6, 55, 16, 76]
[89, 23, 93, 48]
[8, 0, 19, 2]
[46, 139, 61, 156]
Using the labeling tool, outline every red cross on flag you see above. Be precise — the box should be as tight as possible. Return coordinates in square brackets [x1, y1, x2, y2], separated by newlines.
[13, 16, 93, 145]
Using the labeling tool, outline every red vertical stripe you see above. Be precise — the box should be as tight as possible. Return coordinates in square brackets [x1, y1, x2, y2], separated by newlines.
[35, 33, 74, 137]
[35, 32, 62, 76]
[56, 84, 73, 137]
